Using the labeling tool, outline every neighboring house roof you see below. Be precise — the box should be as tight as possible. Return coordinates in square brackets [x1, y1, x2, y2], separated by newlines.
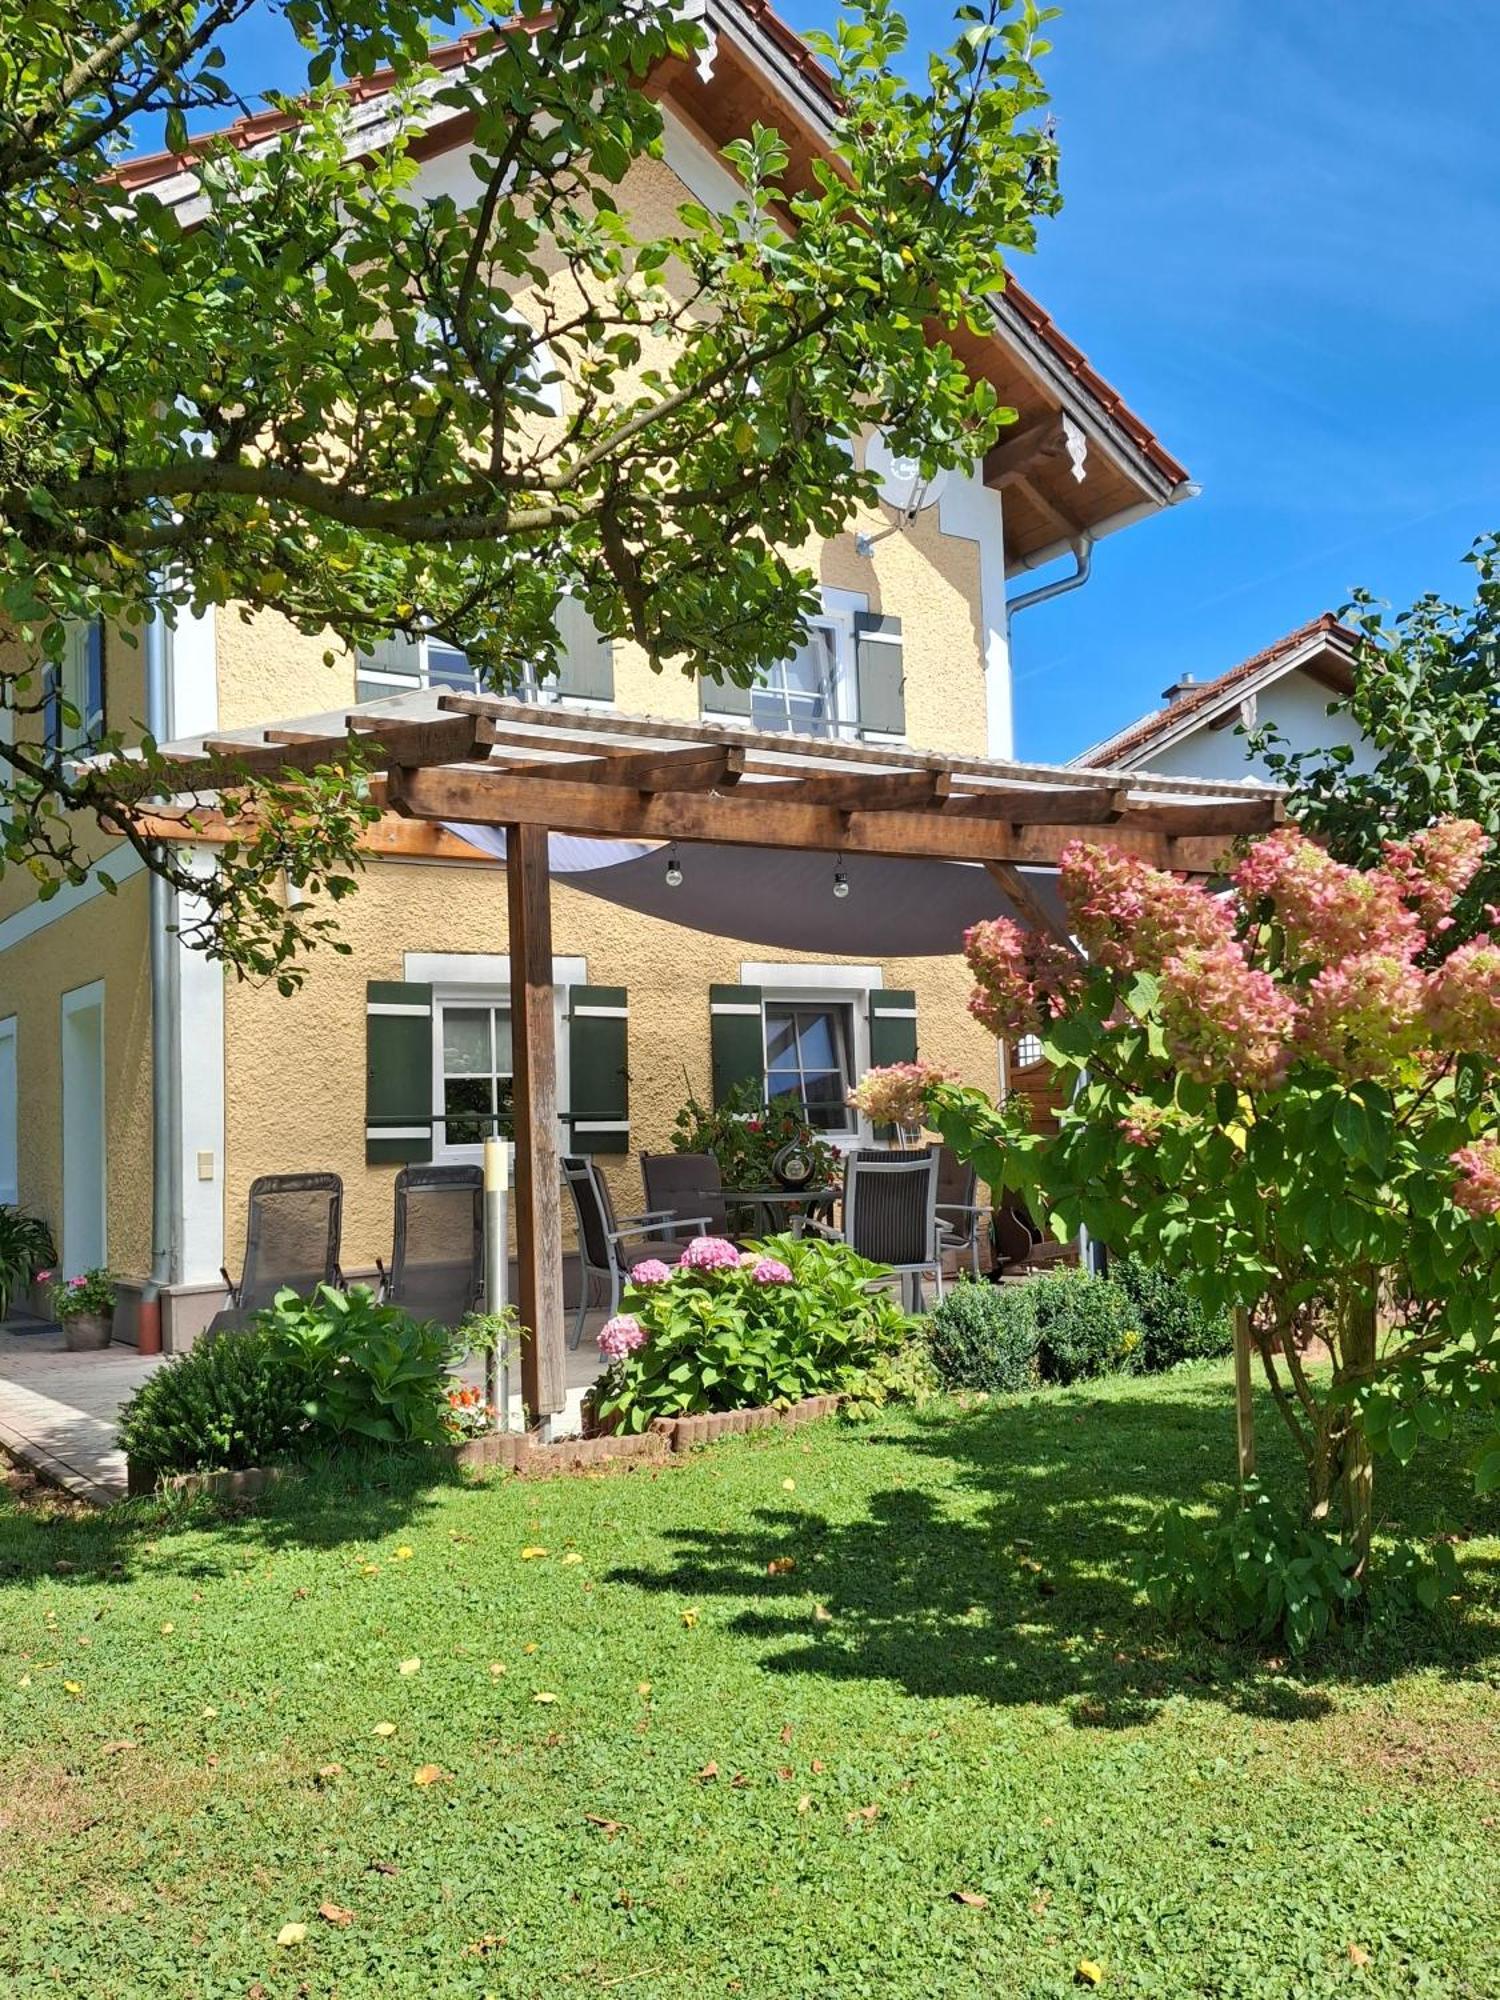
[108, 0, 1191, 566]
[1071, 613, 1359, 770]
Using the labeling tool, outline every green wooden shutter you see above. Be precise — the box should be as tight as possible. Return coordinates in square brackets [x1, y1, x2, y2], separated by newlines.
[554, 597, 614, 701]
[698, 672, 753, 718]
[710, 984, 764, 1106]
[854, 613, 905, 736]
[566, 985, 629, 1154]
[83, 619, 105, 740]
[365, 981, 433, 1164]
[868, 988, 918, 1066]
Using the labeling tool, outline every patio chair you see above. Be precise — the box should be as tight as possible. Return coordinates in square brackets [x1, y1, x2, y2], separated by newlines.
[810, 1147, 943, 1313]
[377, 1164, 483, 1328]
[562, 1155, 710, 1349]
[207, 1172, 343, 1336]
[935, 1143, 986, 1282]
[640, 1151, 731, 1239]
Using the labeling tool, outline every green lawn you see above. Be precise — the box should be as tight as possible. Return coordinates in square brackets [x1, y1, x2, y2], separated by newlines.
[2, 1364, 1497, 1999]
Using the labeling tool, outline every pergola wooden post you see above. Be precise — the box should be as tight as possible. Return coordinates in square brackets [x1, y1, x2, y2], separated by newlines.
[505, 822, 567, 1420]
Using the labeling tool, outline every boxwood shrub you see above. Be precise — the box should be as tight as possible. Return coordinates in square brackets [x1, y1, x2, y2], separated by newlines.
[928, 1281, 1041, 1395]
[1030, 1269, 1137, 1384]
[119, 1327, 307, 1476]
[1111, 1255, 1232, 1370]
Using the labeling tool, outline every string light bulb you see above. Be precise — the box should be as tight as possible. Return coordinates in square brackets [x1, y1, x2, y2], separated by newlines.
[832, 856, 850, 900]
[664, 844, 684, 889]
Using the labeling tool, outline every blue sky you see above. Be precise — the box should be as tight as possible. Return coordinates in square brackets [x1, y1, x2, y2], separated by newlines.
[191, 2, 1498, 763]
[783, 0, 1500, 760]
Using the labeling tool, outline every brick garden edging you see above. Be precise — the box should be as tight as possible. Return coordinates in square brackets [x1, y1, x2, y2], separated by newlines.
[124, 1394, 844, 1498]
[646, 1392, 843, 1451]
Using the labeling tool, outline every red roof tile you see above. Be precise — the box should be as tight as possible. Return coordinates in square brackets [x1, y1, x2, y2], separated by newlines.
[1075, 613, 1357, 769]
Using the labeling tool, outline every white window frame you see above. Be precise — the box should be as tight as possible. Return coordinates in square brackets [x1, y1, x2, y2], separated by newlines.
[412, 954, 583, 1165]
[703, 587, 869, 740]
[45, 621, 104, 754]
[355, 601, 612, 711]
[0, 1015, 17, 1206]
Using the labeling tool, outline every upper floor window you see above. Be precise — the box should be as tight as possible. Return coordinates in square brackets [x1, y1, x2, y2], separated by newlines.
[355, 596, 613, 706]
[700, 590, 905, 742]
[43, 619, 105, 754]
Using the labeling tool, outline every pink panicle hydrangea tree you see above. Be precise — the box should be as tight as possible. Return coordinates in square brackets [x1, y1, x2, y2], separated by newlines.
[930, 818, 1500, 1586]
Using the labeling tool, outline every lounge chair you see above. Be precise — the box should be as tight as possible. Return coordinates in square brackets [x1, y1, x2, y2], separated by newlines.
[208, 1172, 343, 1336]
[562, 1156, 709, 1349]
[378, 1164, 483, 1327]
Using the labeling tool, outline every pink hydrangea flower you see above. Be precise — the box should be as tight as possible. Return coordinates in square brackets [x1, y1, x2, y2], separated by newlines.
[964, 917, 1081, 1040]
[1383, 819, 1489, 927]
[1118, 1101, 1168, 1148]
[1451, 1142, 1500, 1218]
[750, 1257, 794, 1285]
[1234, 829, 1421, 967]
[1298, 952, 1430, 1077]
[629, 1258, 673, 1286]
[1060, 842, 1232, 975]
[598, 1313, 647, 1360]
[1428, 937, 1500, 1059]
[1158, 940, 1298, 1088]
[678, 1235, 741, 1272]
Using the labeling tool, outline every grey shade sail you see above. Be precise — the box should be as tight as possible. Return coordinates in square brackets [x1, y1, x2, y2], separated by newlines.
[444, 824, 1066, 957]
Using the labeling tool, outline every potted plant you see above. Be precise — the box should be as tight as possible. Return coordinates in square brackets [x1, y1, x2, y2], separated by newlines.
[43, 1267, 117, 1350]
[0, 1206, 57, 1322]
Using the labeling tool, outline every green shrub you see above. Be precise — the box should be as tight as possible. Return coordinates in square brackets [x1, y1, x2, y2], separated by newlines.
[842, 1329, 944, 1419]
[670, 1079, 840, 1195]
[594, 1232, 911, 1434]
[118, 1328, 307, 1475]
[0, 1205, 56, 1321]
[1112, 1255, 1231, 1370]
[259, 1284, 465, 1448]
[928, 1280, 1040, 1394]
[1031, 1269, 1137, 1384]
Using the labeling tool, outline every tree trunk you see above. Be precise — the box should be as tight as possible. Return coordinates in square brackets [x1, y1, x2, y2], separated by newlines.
[1338, 1298, 1378, 1586]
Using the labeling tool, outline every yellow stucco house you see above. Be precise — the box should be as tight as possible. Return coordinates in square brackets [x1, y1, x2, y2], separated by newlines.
[0, 0, 1191, 1350]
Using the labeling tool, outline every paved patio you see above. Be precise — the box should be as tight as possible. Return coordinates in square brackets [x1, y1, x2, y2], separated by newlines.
[0, 1317, 608, 1505]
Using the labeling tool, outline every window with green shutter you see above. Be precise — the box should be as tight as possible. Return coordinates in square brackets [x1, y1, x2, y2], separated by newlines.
[566, 986, 629, 1153]
[709, 984, 765, 1106]
[365, 981, 434, 1165]
[868, 988, 918, 1067]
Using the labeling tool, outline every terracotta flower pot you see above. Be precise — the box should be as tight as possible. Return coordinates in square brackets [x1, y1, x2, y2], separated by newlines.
[63, 1312, 113, 1352]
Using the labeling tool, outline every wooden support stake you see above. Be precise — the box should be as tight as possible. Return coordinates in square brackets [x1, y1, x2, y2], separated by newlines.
[1232, 1306, 1256, 1485]
[506, 822, 566, 1421]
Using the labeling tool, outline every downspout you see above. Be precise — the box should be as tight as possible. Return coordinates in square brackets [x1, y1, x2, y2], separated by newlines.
[140, 606, 177, 1354]
[1005, 532, 1093, 619]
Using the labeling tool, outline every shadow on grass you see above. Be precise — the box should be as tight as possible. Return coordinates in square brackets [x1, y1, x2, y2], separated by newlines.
[0, 1449, 464, 1590]
[607, 1370, 1500, 1722]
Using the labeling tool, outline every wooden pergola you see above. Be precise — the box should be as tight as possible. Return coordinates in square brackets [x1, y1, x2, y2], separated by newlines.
[144, 692, 1284, 1423]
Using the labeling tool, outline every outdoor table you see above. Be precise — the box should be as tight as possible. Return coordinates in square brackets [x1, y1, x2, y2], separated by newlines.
[721, 1186, 841, 1238]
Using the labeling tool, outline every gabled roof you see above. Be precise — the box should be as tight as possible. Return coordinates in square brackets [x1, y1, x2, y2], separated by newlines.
[1072, 613, 1359, 770]
[108, 0, 1191, 564]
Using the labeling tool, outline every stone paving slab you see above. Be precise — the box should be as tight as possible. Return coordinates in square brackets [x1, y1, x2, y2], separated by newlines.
[0, 1337, 163, 1504]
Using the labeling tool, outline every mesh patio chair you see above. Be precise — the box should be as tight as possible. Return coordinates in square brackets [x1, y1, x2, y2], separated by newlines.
[640, 1151, 731, 1239]
[810, 1147, 943, 1313]
[378, 1164, 483, 1328]
[562, 1156, 710, 1349]
[207, 1172, 343, 1336]
[935, 1143, 986, 1282]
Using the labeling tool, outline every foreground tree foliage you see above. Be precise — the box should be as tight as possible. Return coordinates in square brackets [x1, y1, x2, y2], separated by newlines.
[931, 822, 1500, 1617]
[0, 0, 1058, 979]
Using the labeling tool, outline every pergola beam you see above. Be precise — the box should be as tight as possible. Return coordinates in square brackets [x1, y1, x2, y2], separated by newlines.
[482, 739, 747, 794]
[383, 762, 1237, 875]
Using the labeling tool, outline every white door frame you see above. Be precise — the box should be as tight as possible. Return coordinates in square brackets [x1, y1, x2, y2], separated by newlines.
[60, 980, 107, 1277]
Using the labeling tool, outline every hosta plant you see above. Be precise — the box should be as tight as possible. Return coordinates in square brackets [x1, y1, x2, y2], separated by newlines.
[930, 817, 1500, 1612]
[593, 1233, 911, 1434]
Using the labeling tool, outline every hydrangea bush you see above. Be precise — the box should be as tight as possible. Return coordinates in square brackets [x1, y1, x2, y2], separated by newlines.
[593, 1233, 911, 1434]
[932, 818, 1500, 1595]
[847, 1060, 953, 1135]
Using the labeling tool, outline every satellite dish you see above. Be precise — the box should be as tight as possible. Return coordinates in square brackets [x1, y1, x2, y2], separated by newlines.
[865, 430, 949, 520]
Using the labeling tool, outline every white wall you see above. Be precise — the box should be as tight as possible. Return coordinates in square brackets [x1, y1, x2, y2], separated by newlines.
[1133, 669, 1374, 783]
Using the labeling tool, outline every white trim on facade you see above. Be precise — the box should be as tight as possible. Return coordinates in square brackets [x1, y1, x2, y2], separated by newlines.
[173, 849, 226, 1286]
[937, 463, 1012, 759]
[60, 980, 107, 1277]
[739, 961, 884, 992]
[404, 951, 588, 987]
[0, 846, 148, 955]
[0, 1015, 17, 1207]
